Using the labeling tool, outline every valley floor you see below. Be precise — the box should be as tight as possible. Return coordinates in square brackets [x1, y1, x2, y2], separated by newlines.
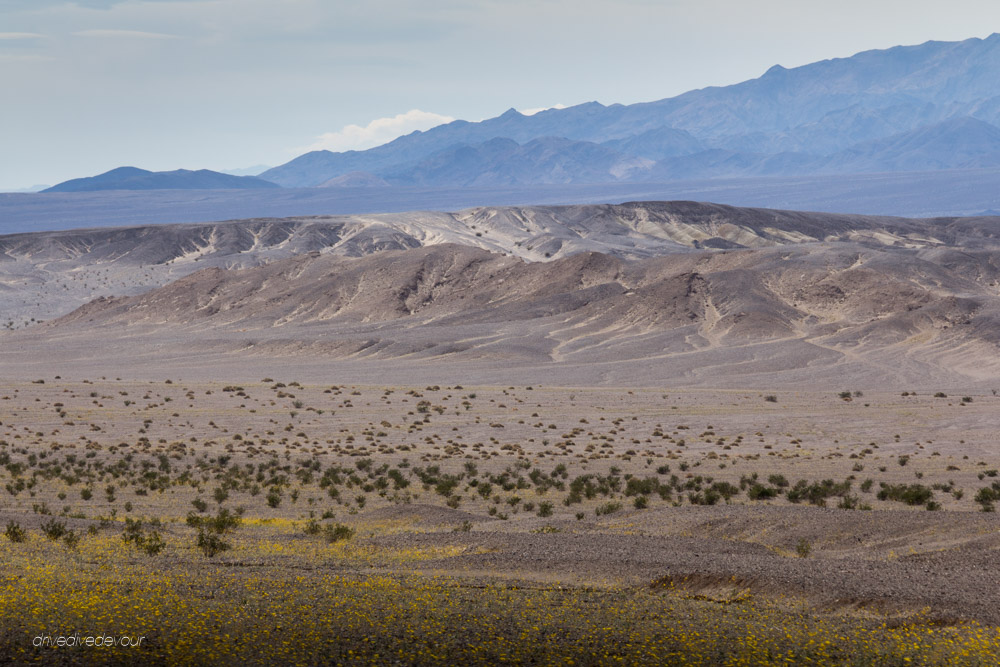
[2, 379, 1000, 664]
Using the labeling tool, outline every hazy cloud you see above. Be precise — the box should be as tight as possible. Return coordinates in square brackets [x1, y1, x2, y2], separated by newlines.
[520, 104, 567, 116]
[0, 32, 46, 39]
[303, 110, 456, 153]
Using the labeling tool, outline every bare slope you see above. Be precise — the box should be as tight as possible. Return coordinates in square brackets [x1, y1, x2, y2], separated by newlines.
[32, 240, 1000, 387]
[4, 200, 1000, 386]
[4, 199, 1000, 326]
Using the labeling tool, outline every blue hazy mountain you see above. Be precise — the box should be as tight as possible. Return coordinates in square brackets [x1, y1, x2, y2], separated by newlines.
[261, 34, 1000, 187]
[44, 167, 281, 193]
[820, 117, 1000, 172]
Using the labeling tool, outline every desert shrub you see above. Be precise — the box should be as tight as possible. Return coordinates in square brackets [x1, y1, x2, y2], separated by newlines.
[747, 483, 779, 500]
[4, 521, 26, 543]
[974, 483, 1000, 512]
[537, 501, 554, 518]
[196, 530, 230, 557]
[324, 523, 354, 543]
[877, 483, 934, 506]
[837, 495, 862, 509]
[767, 474, 789, 488]
[141, 531, 166, 555]
[796, 538, 811, 558]
[188, 508, 241, 534]
[387, 469, 410, 490]
[62, 531, 80, 550]
[122, 517, 145, 545]
[786, 479, 851, 507]
[689, 480, 740, 506]
[688, 490, 719, 505]
[624, 477, 659, 496]
[122, 517, 166, 555]
[711, 481, 739, 500]
[595, 501, 622, 516]
[434, 477, 461, 498]
[40, 519, 67, 541]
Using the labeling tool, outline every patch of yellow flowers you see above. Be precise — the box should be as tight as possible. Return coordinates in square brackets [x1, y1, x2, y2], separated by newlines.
[1, 530, 999, 666]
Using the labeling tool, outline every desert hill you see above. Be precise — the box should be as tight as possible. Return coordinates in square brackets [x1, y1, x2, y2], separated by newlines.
[35, 240, 1000, 388]
[2, 200, 1000, 330]
[3, 200, 1000, 387]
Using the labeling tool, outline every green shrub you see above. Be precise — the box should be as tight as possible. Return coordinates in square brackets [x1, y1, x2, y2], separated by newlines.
[196, 529, 230, 557]
[796, 538, 811, 558]
[767, 474, 789, 488]
[324, 523, 354, 543]
[4, 521, 26, 543]
[595, 501, 622, 516]
[747, 483, 779, 500]
[877, 483, 934, 506]
[40, 519, 67, 541]
[62, 531, 80, 550]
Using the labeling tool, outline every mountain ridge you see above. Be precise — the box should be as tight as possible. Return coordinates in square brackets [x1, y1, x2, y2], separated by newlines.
[258, 34, 1000, 188]
[44, 166, 281, 193]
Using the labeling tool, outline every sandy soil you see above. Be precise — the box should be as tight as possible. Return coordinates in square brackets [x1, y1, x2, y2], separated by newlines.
[2, 379, 999, 628]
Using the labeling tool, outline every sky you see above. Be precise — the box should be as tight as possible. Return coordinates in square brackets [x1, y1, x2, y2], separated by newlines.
[2, 0, 1000, 191]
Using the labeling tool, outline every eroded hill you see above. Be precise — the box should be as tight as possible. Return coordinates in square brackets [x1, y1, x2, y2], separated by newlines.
[3, 200, 1000, 386]
[30, 240, 1000, 387]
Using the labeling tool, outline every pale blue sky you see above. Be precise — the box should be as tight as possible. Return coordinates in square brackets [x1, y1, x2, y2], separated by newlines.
[2, 0, 1000, 190]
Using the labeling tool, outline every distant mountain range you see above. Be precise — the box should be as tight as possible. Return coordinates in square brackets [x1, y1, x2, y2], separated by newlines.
[43, 167, 279, 193]
[43, 34, 1000, 193]
[258, 34, 1000, 187]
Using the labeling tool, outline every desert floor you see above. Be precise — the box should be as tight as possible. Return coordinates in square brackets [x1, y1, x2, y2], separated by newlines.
[1, 377, 1000, 664]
